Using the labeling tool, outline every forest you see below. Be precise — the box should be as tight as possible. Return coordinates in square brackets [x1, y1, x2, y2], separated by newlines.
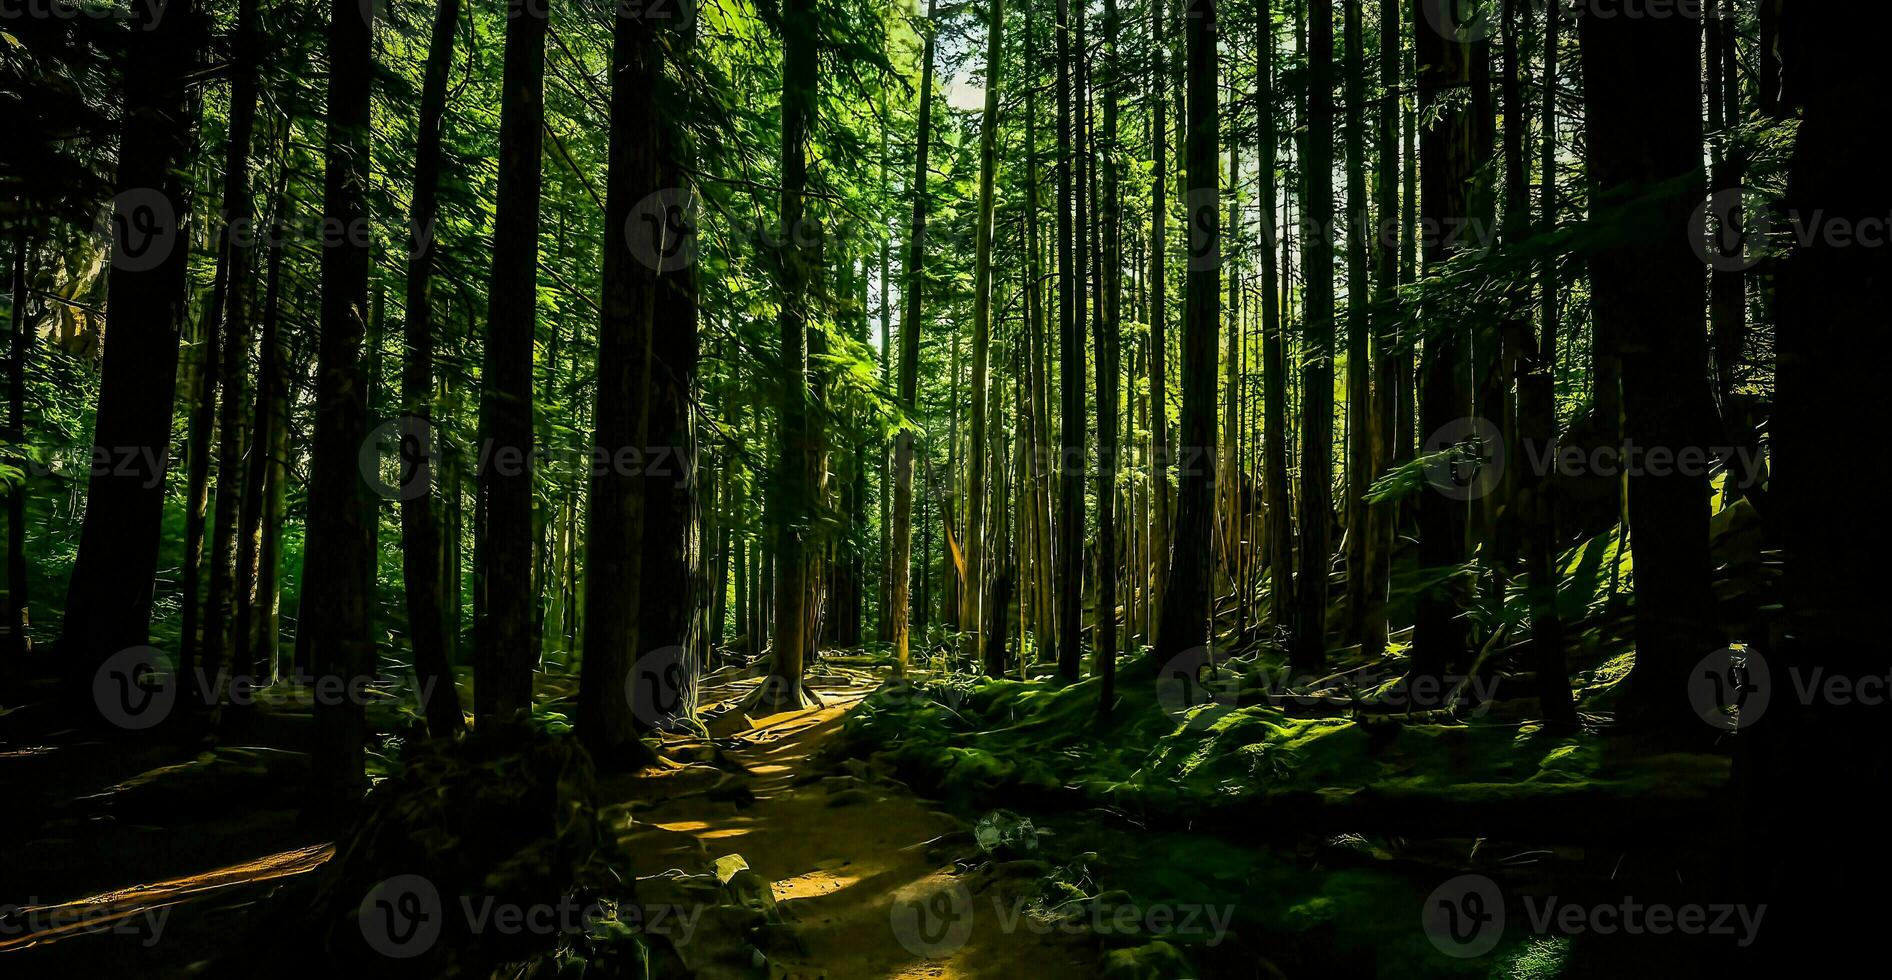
[0, 0, 1885, 976]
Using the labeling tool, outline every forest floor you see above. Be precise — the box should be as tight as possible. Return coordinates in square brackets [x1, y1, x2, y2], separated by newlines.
[0, 668, 1104, 978]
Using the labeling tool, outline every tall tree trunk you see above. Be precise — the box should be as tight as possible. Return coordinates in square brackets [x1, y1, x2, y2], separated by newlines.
[58, 0, 197, 715]
[1340, 0, 1372, 648]
[1516, 0, 1573, 724]
[1761, 3, 1892, 964]
[1291, 0, 1335, 674]
[1095, 0, 1121, 710]
[1147, 0, 1172, 637]
[1580, 1, 1714, 729]
[889, 0, 941, 677]
[200, 0, 266, 711]
[1259, 0, 1292, 633]
[396, 0, 466, 737]
[245, 204, 292, 682]
[638, 113, 704, 729]
[305, 0, 376, 805]
[1153, 0, 1218, 663]
[758, 0, 821, 710]
[1359, 0, 1399, 659]
[1055, 0, 1086, 681]
[6, 232, 29, 657]
[581, 8, 662, 756]
[967, 0, 1006, 673]
[1409, 0, 1476, 683]
[474, 0, 548, 723]
[877, 74, 894, 644]
[5, 233, 27, 658]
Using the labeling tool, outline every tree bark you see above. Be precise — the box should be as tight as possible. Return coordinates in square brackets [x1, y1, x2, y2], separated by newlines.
[889, 0, 941, 677]
[474, 0, 548, 723]
[1153, 0, 1218, 664]
[58, 0, 197, 714]
[757, 0, 821, 711]
[1580, 2, 1715, 729]
[396, 0, 466, 738]
[305, 0, 376, 805]
[966, 0, 1006, 671]
[1291, 0, 1335, 674]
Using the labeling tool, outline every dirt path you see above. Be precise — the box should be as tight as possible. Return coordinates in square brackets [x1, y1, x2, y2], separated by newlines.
[615, 676, 1096, 979]
[3, 674, 1098, 977]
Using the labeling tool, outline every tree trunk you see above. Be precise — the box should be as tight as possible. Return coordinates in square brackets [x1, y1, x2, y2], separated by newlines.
[889, 0, 941, 677]
[1761, 2, 1892, 964]
[638, 115, 704, 729]
[966, 0, 1006, 671]
[1409, 0, 1476, 683]
[581, 8, 662, 757]
[1095, 0, 1122, 711]
[390, 0, 467, 737]
[1341, 0, 1373, 649]
[1055, 0, 1086, 681]
[1153, 0, 1218, 663]
[1291, 0, 1335, 674]
[1580, 2, 1715, 728]
[1259, 0, 1292, 634]
[196, 0, 267, 712]
[305, 0, 376, 806]
[58, 0, 197, 715]
[474, 0, 547, 723]
[757, 0, 821, 711]
[6, 231, 29, 657]
[1147, 0, 1172, 639]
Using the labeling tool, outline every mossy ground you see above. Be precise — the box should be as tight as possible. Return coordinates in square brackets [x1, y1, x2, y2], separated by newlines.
[840, 519, 1757, 978]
